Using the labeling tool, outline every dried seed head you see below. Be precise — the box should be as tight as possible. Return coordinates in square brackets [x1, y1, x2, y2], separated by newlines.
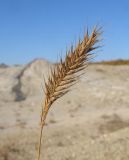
[43, 27, 101, 114]
[37, 26, 102, 160]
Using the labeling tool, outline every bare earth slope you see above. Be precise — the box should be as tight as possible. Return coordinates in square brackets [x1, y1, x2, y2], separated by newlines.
[0, 59, 129, 160]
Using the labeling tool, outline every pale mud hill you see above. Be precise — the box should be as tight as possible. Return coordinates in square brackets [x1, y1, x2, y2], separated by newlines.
[0, 59, 52, 102]
[12, 59, 53, 101]
[0, 60, 129, 160]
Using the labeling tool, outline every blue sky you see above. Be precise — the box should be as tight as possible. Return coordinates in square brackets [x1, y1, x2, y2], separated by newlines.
[0, 0, 129, 65]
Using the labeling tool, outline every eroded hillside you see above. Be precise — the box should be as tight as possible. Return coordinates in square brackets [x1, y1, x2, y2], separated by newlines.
[0, 60, 129, 160]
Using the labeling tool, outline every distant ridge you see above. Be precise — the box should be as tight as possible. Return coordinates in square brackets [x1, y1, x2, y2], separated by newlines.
[93, 59, 129, 65]
[0, 63, 8, 68]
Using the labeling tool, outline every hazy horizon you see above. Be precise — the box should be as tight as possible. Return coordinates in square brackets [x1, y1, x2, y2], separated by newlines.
[0, 57, 129, 66]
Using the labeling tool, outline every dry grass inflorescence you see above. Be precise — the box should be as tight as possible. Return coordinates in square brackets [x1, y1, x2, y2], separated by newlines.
[36, 26, 102, 160]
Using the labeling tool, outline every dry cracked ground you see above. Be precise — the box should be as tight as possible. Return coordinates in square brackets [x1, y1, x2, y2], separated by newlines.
[0, 59, 129, 160]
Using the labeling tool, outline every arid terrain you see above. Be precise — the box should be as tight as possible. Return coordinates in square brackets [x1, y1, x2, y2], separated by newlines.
[0, 59, 129, 160]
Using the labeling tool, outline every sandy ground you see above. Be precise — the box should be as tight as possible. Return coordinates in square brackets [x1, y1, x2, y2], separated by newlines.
[0, 59, 129, 160]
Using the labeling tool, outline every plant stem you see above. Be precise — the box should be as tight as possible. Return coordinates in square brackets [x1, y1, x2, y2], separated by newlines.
[37, 120, 45, 160]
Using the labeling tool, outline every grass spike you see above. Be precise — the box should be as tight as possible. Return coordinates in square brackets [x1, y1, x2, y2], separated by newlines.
[36, 26, 102, 160]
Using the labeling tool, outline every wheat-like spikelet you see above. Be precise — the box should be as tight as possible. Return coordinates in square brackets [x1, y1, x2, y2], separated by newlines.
[37, 26, 101, 160]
